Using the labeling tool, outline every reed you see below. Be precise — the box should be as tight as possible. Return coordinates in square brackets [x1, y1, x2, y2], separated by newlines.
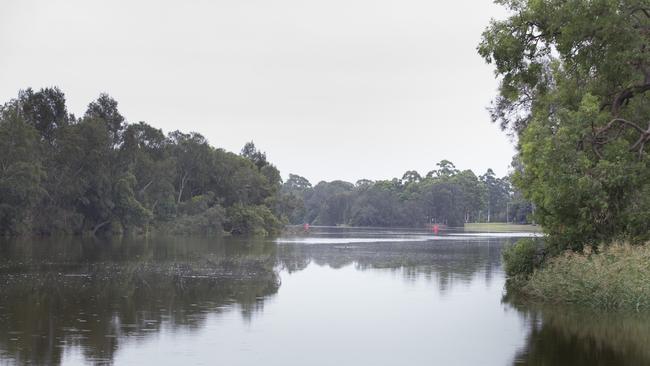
[524, 243, 650, 310]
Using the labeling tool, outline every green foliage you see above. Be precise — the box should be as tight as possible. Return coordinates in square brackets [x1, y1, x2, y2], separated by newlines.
[16, 87, 69, 141]
[0, 88, 284, 237]
[480, 0, 650, 251]
[278, 161, 529, 227]
[165, 206, 226, 236]
[113, 173, 153, 231]
[240, 141, 268, 169]
[0, 110, 44, 235]
[0, 87, 531, 236]
[225, 204, 283, 236]
[305, 180, 355, 225]
[84, 93, 124, 146]
[502, 238, 544, 279]
[525, 243, 650, 309]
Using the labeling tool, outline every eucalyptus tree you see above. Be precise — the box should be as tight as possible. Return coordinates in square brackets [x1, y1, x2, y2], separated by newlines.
[16, 87, 69, 142]
[85, 94, 125, 147]
[0, 88, 286, 237]
[479, 0, 650, 249]
[0, 108, 43, 235]
[167, 131, 212, 204]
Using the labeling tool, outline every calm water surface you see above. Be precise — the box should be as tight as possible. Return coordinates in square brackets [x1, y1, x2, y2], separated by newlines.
[0, 227, 648, 365]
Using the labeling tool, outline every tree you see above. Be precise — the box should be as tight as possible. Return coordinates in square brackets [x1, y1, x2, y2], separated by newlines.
[85, 93, 125, 146]
[0, 108, 44, 235]
[480, 169, 511, 222]
[277, 174, 312, 224]
[452, 170, 486, 224]
[0, 89, 292, 237]
[479, 0, 650, 249]
[401, 170, 422, 185]
[16, 87, 69, 142]
[113, 172, 153, 231]
[167, 131, 212, 204]
[120, 122, 175, 221]
[240, 141, 267, 169]
[67, 118, 116, 234]
[304, 181, 354, 225]
[284, 174, 312, 192]
[427, 160, 459, 178]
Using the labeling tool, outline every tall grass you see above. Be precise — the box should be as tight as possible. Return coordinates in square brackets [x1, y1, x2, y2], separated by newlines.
[525, 243, 650, 310]
[464, 223, 542, 232]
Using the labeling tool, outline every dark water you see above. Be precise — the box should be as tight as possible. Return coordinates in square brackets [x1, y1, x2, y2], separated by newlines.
[0, 227, 648, 365]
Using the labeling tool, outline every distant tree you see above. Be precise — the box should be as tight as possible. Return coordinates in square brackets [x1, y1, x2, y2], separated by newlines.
[304, 181, 354, 225]
[241, 141, 268, 169]
[480, 169, 510, 222]
[284, 174, 312, 192]
[16, 87, 69, 142]
[167, 131, 212, 204]
[427, 160, 459, 178]
[0, 88, 288, 237]
[0, 108, 44, 235]
[401, 170, 421, 185]
[85, 93, 125, 146]
[355, 179, 374, 189]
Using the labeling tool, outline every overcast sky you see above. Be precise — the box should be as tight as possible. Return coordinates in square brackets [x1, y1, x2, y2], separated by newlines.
[0, 0, 512, 184]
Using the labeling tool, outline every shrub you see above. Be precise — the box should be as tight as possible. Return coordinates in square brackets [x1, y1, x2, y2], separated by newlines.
[525, 243, 650, 309]
[224, 204, 283, 236]
[502, 238, 544, 279]
[177, 192, 215, 216]
[164, 205, 225, 236]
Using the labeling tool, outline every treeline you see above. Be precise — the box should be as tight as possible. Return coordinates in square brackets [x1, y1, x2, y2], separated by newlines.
[0, 88, 531, 237]
[0, 88, 283, 236]
[277, 161, 532, 227]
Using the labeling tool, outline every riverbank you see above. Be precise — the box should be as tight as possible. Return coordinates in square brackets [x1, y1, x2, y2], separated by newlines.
[464, 223, 541, 233]
[508, 243, 650, 310]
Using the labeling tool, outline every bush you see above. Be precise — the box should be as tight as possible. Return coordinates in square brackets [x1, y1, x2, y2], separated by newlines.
[502, 238, 544, 279]
[525, 243, 650, 309]
[164, 205, 226, 236]
[224, 204, 283, 236]
[177, 192, 215, 216]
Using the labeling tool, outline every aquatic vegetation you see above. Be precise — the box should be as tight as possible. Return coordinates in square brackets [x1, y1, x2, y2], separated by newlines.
[502, 238, 545, 280]
[524, 243, 650, 309]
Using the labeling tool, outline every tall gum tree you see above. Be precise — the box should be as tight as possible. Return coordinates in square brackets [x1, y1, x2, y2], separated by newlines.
[479, 0, 650, 250]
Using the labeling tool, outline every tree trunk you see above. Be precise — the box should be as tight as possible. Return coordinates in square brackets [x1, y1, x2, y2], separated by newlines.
[177, 173, 189, 204]
[139, 180, 153, 196]
[91, 220, 110, 236]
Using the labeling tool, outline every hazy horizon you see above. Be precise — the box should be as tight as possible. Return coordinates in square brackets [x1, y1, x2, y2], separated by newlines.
[0, 0, 513, 183]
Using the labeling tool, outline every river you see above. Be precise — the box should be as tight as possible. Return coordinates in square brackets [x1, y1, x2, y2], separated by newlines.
[0, 227, 648, 365]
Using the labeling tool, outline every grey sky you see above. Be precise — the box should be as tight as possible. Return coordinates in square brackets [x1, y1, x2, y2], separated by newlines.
[0, 0, 511, 184]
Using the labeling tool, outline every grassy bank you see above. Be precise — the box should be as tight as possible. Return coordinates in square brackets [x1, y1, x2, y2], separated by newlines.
[464, 222, 542, 233]
[517, 243, 650, 310]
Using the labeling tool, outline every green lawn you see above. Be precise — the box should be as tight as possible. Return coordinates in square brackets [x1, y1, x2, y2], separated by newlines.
[464, 222, 542, 233]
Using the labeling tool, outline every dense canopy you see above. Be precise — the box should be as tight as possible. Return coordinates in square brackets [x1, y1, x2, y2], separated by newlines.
[0, 88, 283, 236]
[0, 88, 530, 237]
[479, 0, 650, 251]
[278, 162, 529, 228]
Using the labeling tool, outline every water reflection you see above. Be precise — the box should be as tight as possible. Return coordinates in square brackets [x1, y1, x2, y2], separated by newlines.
[0, 237, 280, 365]
[0, 229, 648, 365]
[508, 303, 650, 365]
[276, 239, 504, 293]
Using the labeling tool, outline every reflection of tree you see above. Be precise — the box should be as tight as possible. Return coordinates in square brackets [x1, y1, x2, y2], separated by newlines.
[0, 237, 279, 365]
[0, 233, 515, 365]
[276, 238, 505, 294]
[504, 302, 650, 366]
